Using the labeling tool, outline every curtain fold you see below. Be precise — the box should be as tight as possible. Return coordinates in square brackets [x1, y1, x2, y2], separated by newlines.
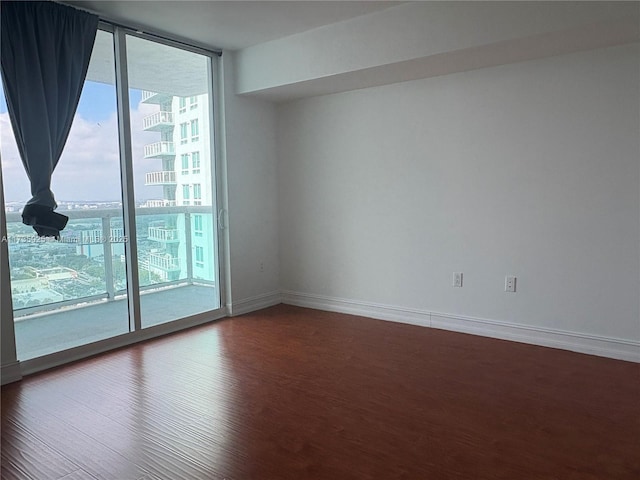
[1, 0, 99, 237]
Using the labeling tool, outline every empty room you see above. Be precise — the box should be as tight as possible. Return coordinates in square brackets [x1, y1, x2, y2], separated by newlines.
[1, 1, 639, 479]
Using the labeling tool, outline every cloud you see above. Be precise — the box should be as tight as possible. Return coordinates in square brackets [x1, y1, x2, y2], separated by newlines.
[0, 114, 31, 204]
[1, 99, 164, 203]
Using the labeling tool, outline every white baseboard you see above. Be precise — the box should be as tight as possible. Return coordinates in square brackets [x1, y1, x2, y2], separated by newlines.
[282, 290, 431, 327]
[429, 312, 640, 362]
[230, 291, 282, 316]
[281, 290, 640, 363]
[1, 360, 22, 385]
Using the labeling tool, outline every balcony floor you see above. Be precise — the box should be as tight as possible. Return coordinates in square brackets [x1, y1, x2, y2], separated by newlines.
[14, 284, 219, 360]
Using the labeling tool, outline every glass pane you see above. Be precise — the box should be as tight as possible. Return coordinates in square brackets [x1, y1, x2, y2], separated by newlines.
[0, 30, 129, 360]
[126, 35, 220, 328]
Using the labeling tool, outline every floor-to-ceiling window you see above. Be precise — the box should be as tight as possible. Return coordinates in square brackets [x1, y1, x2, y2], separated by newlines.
[0, 25, 222, 362]
[125, 33, 220, 328]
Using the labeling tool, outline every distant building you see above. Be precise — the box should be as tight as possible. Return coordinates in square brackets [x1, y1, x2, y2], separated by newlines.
[75, 227, 126, 259]
[141, 91, 215, 283]
[11, 276, 49, 294]
[36, 267, 78, 281]
[11, 267, 72, 308]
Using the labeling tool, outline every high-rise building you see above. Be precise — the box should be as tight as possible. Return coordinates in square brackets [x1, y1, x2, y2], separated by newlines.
[141, 91, 216, 284]
[76, 227, 126, 259]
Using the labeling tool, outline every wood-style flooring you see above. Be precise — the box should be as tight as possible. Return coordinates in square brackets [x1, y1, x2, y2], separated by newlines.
[2, 304, 639, 479]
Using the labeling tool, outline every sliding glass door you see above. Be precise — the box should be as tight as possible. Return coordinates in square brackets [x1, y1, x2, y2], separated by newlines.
[1, 29, 129, 359]
[0, 26, 222, 361]
[125, 34, 220, 328]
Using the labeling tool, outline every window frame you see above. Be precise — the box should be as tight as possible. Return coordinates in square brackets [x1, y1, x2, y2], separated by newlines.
[193, 183, 202, 206]
[0, 20, 227, 377]
[195, 245, 204, 268]
[181, 153, 190, 175]
[194, 214, 203, 237]
[192, 151, 200, 174]
[190, 119, 199, 142]
[180, 122, 188, 144]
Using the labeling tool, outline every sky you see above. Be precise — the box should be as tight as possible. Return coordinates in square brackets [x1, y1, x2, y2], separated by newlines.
[0, 82, 161, 204]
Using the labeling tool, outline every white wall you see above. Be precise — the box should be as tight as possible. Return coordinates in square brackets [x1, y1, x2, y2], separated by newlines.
[236, 1, 639, 100]
[278, 44, 640, 351]
[221, 52, 280, 313]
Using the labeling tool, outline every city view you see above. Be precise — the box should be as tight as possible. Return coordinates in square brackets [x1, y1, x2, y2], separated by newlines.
[0, 29, 224, 363]
[2, 32, 221, 359]
[5, 201, 163, 312]
[3, 85, 218, 310]
[5, 197, 217, 314]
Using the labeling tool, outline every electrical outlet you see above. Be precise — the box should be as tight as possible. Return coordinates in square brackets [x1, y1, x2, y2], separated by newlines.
[260, 261, 264, 272]
[505, 276, 516, 293]
[453, 272, 463, 287]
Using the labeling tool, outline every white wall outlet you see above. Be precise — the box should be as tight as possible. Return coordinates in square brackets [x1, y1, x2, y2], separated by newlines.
[453, 272, 463, 287]
[260, 261, 264, 272]
[505, 276, 516, 293]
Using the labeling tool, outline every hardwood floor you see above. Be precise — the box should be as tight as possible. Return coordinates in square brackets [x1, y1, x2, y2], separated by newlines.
[2, 304, 639, 479]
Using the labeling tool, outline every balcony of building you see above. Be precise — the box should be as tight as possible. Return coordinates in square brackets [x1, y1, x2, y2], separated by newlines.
[145, 170, 176, 186]
[143, 111, 175, 132]
[144, 141, 175, 159]
[148, 225, 180, 243]
[148, 252, 181, 272]
[141, 90, 173, 105]
[143, 199, 177, 208]
[5, 206, 218, 361]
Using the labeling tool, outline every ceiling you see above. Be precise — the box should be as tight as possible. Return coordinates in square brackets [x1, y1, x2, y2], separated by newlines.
[63, 1, 639, 101]
[64, 1, 400, 51]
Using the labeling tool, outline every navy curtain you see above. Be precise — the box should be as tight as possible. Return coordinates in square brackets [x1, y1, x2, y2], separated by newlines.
[1, 1, 98, 238]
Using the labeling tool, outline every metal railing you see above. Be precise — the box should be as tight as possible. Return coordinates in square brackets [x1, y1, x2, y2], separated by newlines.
[141, 90, 172, 104]
[144, 141, 175, 158]
[78, 227, 125, 244]
[5, 206, 214, 317]
[141, 90, 157, 102]
[145, 170, 176, 185]
[144, 199, 177, 207]
[148, 253, 180, 271]
[143, 111, 174, 130]
[148, 226, 179, 242]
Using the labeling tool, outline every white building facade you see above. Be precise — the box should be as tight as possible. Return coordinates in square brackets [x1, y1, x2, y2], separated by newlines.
[141, 91, 216, 285]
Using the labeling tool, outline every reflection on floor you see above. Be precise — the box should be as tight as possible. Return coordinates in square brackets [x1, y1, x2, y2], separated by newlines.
[14, 284, 219, 360]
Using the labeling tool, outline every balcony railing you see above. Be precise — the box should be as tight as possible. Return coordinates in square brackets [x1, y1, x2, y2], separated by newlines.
[5, 206, 215, 317]
[148, 253, 180, 272]
[143, 199, 177, 208]
[143, 111, 174, 131]
[141, 90, 172, 104]
[144, 141, 175, 158]
[148, 226, 179, 243]
[145, 171, 176, 186]
[78, 228, 125, 244]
